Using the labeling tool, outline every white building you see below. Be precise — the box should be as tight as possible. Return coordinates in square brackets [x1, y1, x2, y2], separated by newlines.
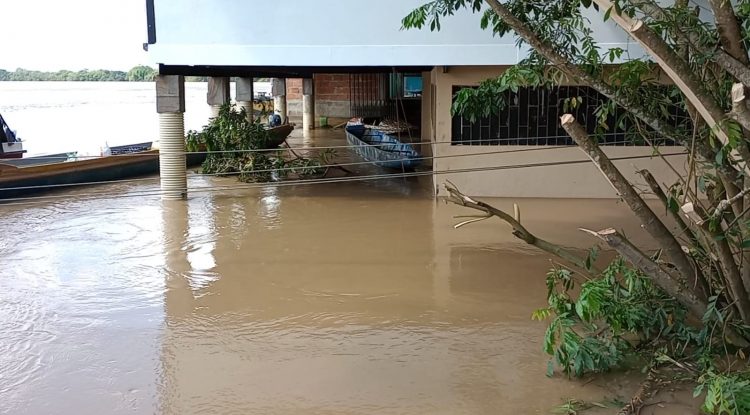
[145, 0, 685, 198]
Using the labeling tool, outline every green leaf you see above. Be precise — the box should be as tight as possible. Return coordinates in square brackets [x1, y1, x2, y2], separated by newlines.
[603, 6, 613, 22]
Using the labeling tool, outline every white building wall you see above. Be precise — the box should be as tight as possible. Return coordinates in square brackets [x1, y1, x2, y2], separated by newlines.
[148, 0, 645, 67]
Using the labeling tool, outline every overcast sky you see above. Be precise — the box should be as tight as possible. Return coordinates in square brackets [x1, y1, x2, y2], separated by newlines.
[2, 0, 150, 71]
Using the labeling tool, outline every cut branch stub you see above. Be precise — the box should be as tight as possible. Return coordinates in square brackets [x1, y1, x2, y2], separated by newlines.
[731, 83, 750, 131]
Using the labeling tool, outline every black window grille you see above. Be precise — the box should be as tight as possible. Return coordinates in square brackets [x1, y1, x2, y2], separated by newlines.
[451, 86, 685, 146]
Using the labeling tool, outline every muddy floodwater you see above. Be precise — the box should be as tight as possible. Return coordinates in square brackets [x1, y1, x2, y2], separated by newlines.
[1, 129, 700, 414]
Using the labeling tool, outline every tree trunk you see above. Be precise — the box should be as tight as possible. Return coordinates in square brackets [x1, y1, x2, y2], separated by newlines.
[709, 0, 750, 66]
[681, 202, 750, 323]
[482, 0, 723, 171]
[560, 114, 703, 296]
[592, 0, 742, 161]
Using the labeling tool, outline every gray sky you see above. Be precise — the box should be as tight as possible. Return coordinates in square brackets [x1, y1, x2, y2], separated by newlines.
[2, 0, 149, 71]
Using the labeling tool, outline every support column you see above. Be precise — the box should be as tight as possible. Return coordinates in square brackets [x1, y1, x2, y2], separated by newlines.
[302, 77, 315, 130]
[272, 78, 287, 124]
[236, 77, 254, 123]
[207, 77, 230, 118]
[156, 75, 187, 200]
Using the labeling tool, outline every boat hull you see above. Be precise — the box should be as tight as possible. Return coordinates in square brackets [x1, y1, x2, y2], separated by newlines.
[262, 124, 294, 149]
[344, 126, 422, 170]
[0, 151, 25, 159]
[0, 148, 207, 200]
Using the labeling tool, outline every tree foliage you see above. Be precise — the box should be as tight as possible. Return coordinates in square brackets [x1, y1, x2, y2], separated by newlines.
[406, 0, 750, 412]
[185, 104, 331, 183]
[126, 65, 156, 82]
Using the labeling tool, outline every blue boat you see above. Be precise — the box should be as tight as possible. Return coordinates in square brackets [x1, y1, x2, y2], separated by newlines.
[344, 123, 422, 170]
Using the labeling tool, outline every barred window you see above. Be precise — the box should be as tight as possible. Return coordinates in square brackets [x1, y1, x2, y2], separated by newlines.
[451, 86, 684, 146]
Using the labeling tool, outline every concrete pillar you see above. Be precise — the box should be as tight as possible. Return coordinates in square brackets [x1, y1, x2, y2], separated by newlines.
[156, 75, 187, 200]
[271, 78, 287, 124]
[236, 77, 254, 123]
[207, 77, 230, 118]
[302, 77, 314, 130]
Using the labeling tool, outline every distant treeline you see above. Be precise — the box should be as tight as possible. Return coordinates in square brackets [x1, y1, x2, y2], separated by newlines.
[0, 68, 271, 83]
[0, 66, 157, 82]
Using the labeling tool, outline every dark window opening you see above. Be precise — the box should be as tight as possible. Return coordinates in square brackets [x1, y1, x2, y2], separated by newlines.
[451, 86, 686, 146]
[389, 73, 423, 99]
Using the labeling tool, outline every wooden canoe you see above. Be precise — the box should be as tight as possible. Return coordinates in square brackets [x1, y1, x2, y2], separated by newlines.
[0, 142, 206, 200]
[344, 124, 422, 170]
[262, 124, 294, 149]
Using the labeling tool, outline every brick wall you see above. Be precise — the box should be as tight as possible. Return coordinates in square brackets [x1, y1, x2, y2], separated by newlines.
[286, 74, 352, 119]
[286, 78, 303, 100]
[314, 74, 350, 101]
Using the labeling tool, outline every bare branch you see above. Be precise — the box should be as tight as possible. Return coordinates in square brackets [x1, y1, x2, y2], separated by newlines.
[443, 182, 596, 274]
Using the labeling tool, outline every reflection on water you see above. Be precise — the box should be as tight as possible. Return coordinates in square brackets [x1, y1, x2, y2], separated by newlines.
[0, 135, 698, 415]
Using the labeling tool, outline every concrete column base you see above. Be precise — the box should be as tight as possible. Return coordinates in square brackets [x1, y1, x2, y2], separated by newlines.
[302, 94, 314, 130]
[273, 96, 287, 124]
[159, 112, 187, 200]
[209, 105, 222, 119]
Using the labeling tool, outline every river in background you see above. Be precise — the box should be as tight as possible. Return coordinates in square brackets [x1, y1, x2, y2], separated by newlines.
[0, 82, 699, 414]
[0, 81, 270, 157]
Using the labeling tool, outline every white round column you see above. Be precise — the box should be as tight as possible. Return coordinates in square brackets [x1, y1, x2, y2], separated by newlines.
[159, 112, 187, 200]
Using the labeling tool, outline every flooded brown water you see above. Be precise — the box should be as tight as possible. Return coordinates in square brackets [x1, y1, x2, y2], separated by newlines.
[1, 130, 700, 414]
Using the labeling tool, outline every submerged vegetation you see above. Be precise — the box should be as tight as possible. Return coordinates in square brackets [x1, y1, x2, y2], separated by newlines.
[405, 0, 750, 413]
[186, 104, 332, 183]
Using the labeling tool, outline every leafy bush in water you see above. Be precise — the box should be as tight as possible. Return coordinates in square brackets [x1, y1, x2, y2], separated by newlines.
[535, 257, 684, 377]
[697, 371, 750, 415]
[535, 256, 750, 413]
[185, 104, 328, 182]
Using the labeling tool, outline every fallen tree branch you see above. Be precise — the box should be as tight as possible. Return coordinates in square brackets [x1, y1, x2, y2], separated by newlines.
[560, 114, 702, 293]
[443, 182, 597, 274]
